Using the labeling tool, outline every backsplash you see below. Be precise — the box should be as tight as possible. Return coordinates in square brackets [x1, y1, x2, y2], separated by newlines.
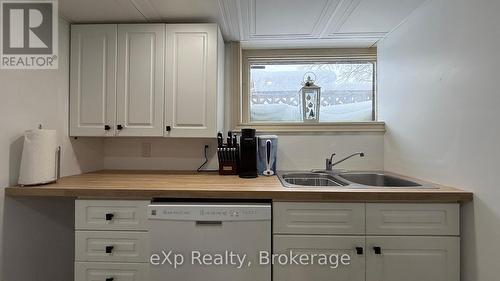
[103, 133, 384, 171]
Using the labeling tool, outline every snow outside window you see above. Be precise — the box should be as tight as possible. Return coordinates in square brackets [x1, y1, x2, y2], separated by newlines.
[249, 62, 375, 122]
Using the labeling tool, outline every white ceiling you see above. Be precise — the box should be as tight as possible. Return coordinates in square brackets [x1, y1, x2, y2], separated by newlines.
[59, 0, 425, 48]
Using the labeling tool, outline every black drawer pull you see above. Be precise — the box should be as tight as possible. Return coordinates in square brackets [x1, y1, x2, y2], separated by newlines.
[117, 125, 123, 130]
[355, 247, 364, 255]
[166, 125, 171, 132]
[373, 246, 382, 255]
[105, 246, 114, 254]
[105, 278, 114, 281]
[105, 213, 114, 221]
[104, 125, 111, 131]
[196, 221, 222, 226]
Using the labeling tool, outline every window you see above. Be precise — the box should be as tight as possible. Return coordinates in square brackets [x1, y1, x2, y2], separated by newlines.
[249, 62, 375, 122]
[238, 48, 382, 132]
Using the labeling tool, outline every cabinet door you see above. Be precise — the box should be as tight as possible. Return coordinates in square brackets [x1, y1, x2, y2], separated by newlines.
[274, 235, 365, 281]
[165, 24, 220, 137]
[116, 24, 165, 136]
[366, 236, 459, 281]
[70, 25, 117, 136]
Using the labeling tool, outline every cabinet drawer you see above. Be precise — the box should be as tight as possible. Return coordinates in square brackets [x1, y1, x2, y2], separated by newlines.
[366, 203, 459, 235]
[273, 202, 365, 235]
[75, 200, 149, 230]
[75, 262, 149, 281]
[76, 231, 150, 263]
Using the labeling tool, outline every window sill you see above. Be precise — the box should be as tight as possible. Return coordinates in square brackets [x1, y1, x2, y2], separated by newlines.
[234, 122, 386, 133]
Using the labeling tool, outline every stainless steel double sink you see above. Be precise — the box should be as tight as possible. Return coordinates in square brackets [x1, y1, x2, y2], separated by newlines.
[278, 171, 429, 189]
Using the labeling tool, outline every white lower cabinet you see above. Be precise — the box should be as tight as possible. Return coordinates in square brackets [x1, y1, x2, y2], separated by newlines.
[273, 235, 365, 281]
[366, 236, 460, 281]
[273, 202, 460, 281]
[72, 200, 461, 281]
[75, 200, 150, 281]
[75, 262, 149, 281]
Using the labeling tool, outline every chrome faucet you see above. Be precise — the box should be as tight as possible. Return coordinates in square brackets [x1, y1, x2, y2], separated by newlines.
[325, 152, 365, 171]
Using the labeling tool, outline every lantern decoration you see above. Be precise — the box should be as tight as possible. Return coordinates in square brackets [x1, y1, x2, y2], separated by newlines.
[300, 72, 321, 122]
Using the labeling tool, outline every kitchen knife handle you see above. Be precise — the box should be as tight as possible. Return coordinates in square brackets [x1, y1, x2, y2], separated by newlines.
[217, 132, 223, 147]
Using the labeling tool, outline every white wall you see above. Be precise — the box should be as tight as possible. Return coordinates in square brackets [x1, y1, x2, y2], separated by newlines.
[103, 132, 384, 171]
[0, 19, 104, 280]
[102, 43, 385, 172]
[378, 0, 500, 279]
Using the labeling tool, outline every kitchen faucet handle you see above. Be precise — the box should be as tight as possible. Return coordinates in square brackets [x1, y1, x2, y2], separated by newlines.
[328, 153, 336, 163]
[325, 153, 336, 171]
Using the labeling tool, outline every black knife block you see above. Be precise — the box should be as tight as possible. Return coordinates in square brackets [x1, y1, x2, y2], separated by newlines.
[218, 145, 239, 175]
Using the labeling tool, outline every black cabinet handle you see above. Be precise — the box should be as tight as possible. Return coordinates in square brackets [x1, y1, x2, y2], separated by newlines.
[105, 213, 114, 221]
[104, 125, 111, 131]
[373, 246, 382, 255]
[105, 246, 114, 254]
[106, 278, 114, 281]
[117, 125, 123, 130]
[166, 126, 171, 132]
[355, 247, 364, 255]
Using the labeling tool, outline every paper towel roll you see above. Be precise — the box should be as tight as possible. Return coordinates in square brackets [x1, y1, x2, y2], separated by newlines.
[18, 129, 59, 186]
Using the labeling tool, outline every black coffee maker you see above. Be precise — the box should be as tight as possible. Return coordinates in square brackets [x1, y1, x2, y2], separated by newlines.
[238, 128, 258, 178]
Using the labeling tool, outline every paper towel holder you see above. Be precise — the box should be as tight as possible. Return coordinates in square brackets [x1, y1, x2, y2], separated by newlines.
[18, 123, 62, 186]
[19, 146, 61, 187]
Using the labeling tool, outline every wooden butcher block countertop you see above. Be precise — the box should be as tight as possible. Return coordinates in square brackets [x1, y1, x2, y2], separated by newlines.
[4, 170, 473, 203]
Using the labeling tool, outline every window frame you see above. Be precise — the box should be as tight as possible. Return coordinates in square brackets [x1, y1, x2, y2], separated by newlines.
[238, 48, 384, 133]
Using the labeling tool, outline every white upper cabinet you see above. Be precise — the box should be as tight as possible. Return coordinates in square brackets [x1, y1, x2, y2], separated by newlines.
[70, 23, 223, 137]
[70, 25, 117, 136]
[116, 24, 165, 137]
[165, 24, 224, 137]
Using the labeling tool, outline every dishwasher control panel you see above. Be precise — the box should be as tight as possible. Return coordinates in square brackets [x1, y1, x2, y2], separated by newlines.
[148, 203, 271, 221]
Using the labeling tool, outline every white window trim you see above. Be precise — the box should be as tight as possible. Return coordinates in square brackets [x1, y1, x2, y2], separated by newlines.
[236, 47, 384, 133]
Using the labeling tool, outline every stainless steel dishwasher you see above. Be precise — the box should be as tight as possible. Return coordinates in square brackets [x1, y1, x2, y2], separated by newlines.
[148, 202, 272, 281]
